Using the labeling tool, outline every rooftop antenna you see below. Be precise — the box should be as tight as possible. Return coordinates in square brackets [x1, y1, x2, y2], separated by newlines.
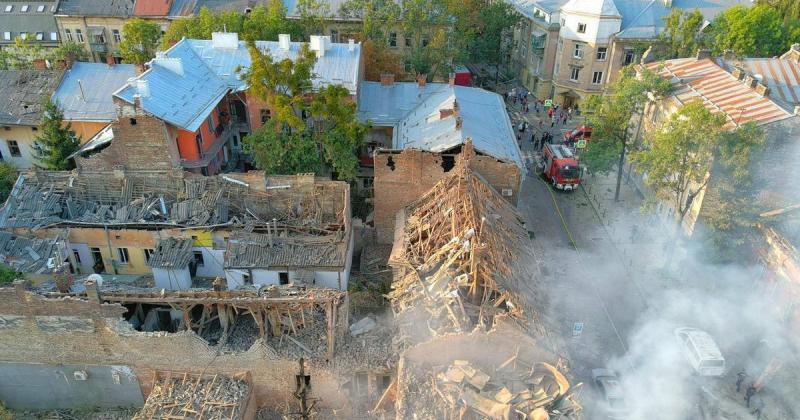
[77, 79, 86, 101]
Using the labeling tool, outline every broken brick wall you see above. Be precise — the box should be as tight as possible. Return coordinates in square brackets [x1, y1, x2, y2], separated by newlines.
[75, 98, 181, 172]
[0, 287, 350, 410]
[373, 149, 521, 244]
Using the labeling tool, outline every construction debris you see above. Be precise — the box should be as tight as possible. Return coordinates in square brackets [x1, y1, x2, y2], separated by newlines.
[133, 371, 254, 420]
[387, 156, 541, 347]
[349, 316, 376, 336]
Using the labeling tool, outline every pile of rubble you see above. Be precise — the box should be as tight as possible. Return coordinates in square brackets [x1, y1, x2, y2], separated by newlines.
[132, 372, 252, 420]
[429, 359, 581, 419]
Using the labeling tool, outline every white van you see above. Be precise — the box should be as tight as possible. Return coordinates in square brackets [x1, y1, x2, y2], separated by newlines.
[674, 327, 726, 376]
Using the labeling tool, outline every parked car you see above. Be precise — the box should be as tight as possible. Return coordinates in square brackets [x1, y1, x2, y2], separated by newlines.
[674, 327, 726, 376]
[592, 368, 628, 419]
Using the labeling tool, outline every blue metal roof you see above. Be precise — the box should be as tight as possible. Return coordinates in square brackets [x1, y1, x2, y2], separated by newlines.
[614, 0, 750, 39]
[53, 62, 135, 122]
[186, 37, 362, 95]
[358, 81, 525, 170]
[114, 41, 230, 132]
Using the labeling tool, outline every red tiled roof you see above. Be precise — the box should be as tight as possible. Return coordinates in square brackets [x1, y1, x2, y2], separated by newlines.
[133, 0, 173, 16]
[645, 58, 792, 130]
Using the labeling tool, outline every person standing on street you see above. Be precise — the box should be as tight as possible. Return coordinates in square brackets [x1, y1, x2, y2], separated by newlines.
[736, 371, 747, 392]
[745, 385, 756, 407]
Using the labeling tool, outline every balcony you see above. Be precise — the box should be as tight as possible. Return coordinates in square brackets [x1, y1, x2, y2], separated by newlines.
[90, 42, 107, 53]
[180, 122, 235, 169]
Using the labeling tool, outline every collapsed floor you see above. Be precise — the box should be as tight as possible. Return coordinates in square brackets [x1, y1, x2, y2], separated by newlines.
[132, 372, 254, 420]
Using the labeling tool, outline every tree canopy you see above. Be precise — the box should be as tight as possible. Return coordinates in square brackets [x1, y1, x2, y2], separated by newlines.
[583, 67, 672, 200]
[658, 8, 705, 59]
[161, 2, 302, 48]
[239, 41, 367, 180]
[119, 18, 162, 65]
[709, 4, 797, 58]
[0, 38, 88, 70]
[33, 101, 79, 171]
[0, 162, 18, 203]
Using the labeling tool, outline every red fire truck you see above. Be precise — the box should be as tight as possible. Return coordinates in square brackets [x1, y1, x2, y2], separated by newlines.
[542, 143, 581, 191]
[564, 125, 592, 145]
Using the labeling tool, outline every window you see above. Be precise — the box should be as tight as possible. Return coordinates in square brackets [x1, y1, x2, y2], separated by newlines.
[112, 29, 121, 43]
[20, 5, 28, 12]
[72, 250, 82, 265]
[193, 251, 205, 267]
[37, 5, 44, 12]
[330, 29, 338, 42]
[50, 32, 57, 41]
[206, 115, 215, 134]
[195, 132, 203, 152]
[405, 35, 411, 47]
[573, 43, 584, 59]
[570, 67, 580, 82]
[260, 109, 271, 124]
[76, 29, 83, 43]
[596, 47, 607, 61]
[279, 272, 289, 285]
[388, 32, 397, 47]
[31, 126, 37, 131]
[422, 37, 429, 47]
[117, 248, 130, 264]
[129, 118, 137, 125]
[35, 32, 43, 40]
[3, 5, 11, 12]
[143, 249, 155, 262]
[19, 33, 27, 40]
[7, 140, 21, 157]
[65, 29, 72, 41]
[623, 49, 635, 65]
[2, 32, 9, 41]
[577, 23, 586, 33]
[592, 71, 604, 84]
[92, 32, 104, 44]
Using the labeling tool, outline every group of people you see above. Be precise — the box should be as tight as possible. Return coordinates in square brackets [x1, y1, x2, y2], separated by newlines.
[547, 105, 574, 127]
[515, 120, 553, 151]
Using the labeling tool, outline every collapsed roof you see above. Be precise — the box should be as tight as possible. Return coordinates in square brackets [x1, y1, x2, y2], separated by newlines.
[358, 81, 526, 170]
[225, 229, 348, 271]
[147, 237, 194, 270]
[0, 170, 349, 234]
[387, 150, 539, 346]
[0, 231, 68, 273]
[0, 69, 63, 126]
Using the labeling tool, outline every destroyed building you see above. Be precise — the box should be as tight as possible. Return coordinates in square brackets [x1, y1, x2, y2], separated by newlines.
[358, 78, 526, 244]
[0, 169, 353, 290]
[387, 151, 543, 348]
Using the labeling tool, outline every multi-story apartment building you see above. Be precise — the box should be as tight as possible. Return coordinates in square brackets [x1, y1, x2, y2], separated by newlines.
[506, 0, 749, 107]
[0, 0, 60, 51]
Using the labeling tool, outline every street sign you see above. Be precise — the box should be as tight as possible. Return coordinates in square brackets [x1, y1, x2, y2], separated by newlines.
[544, 99, 553, 107]
[576, 139, 587, 149]
[572, 322, 584, 337]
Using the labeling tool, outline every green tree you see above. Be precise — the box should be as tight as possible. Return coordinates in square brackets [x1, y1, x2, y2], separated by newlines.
[583, 67, 672, 201]
[757, 0, 800, 24]
[469, 2, 520, 84]
[239, 40, 367, 180]
[659, 8, 705, 58]
[710, 4, 795, 57]
[296, 0, 330, 37]
[632, 101, 726, 229]
[32, 101, 79, 170]
[0, 162, 18, 203]
[0, 263, 21, 284]
[339, 0, 401, 45]
[49, 42, 91, 62]
[702, 122, 766, 261]
[119, 18, 162, 65]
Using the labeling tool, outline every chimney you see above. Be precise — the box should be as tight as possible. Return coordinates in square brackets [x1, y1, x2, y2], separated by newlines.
[133, 93, 142, 109]
[448, 72, 456, 87]
[416, 74, 427, 88]
[755, 83, 770, 97]
[211, 32, 239, 49]
[348, 38, 355, 52]
[440, 108, 455, 119]
[455, 116, 463, 129]
[106, 54, 115, 67]
[731, 66, 746, 80]
[136, 79, 150, 97]
[65, 52, 76, 70]
[380, 73, 395, 86]
[722, 49, 736, 62]
[310, 35, 327, 57]
[279, 33, 291, 51]
[781, 43, 800, 63]
[84, 279, 101, 303]
[32, 58, 47, 70]
[744, 74, 759, 88]
[152, 55, 183, 76]
[135, 63, 145, 75]
[696, 49, 712, 60]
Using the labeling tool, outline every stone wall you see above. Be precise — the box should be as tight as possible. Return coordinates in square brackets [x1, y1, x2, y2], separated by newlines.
[373, 148, 521, 244]
[0, 286, 351, 410]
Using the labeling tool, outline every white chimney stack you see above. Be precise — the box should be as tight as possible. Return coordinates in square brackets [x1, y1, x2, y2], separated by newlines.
[310, 35, 324, 57]
[211, 32, 239, 49]
[136, 79, 150, 97]
[279, 33, 291, 50]
[153, 56, 184, 76]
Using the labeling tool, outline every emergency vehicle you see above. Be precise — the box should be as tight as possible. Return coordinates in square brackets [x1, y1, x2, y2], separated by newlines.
[564, 125, 592, 145]
[543, 143, 581, 191]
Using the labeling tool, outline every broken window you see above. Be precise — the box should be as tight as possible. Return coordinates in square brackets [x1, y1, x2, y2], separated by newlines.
[117, 248, 130, 264]
[260, 109, 270, 124]
[623, 49, 635, 65]
[113, 29, 121, 43]
[279, 272, 289, 285]
[441, 155, 455, 172]
[72, 250, 82, 265]
[386, 156, 395, 171]
[143, 248, 154, 263]
[129, 118, 137, 125]
[193, 251, 205, 267]
[7, 140, 20, 157]
[577, 22, 586, 33]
